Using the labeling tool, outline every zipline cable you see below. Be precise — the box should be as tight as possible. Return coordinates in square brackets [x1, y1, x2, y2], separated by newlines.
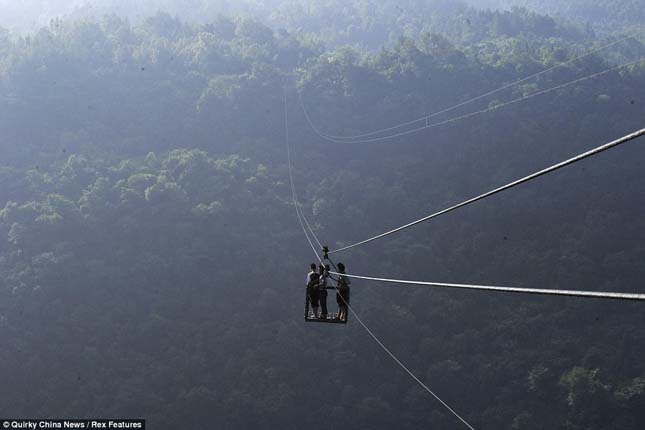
[299, 204, 323, 250]
[284, 86, 325, 251]
[294, 188, 324, 251]
[329, 127, 645, 254]
[292, 173, 324, 250]
[285, 88, 323, 262]
[322, 34, 642, 140]
[301, 32, 642, 143]
[285, 89, 477, 430]
[302, 57, 645, 144]
[327, 272, 645, 301]
[297, 196, 324, 258]
[380, 57, 645, 142]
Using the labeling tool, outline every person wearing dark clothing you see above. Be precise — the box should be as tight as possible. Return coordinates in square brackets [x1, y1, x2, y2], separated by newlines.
[306, 263, 320, 318]
[318, 264, 329, 319]
[336, 262, 351, 321]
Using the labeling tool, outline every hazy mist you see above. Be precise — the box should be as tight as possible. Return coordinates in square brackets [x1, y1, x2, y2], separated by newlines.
[1, 1, 644, 429]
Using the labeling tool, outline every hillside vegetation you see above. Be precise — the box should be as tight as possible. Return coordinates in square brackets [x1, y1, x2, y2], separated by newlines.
[1, 4, 644, 429]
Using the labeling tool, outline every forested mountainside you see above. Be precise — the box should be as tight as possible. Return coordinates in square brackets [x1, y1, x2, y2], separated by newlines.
[3, 0, 642, 39]
[1, 3, 644, 429]
[468, 0, 645, 32]
[0, 0, 594, 48]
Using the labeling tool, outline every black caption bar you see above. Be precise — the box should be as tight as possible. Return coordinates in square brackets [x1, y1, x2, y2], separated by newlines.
[0, 420, 145, 429]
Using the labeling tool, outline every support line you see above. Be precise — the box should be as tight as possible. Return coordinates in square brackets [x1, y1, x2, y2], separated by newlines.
[341, 294, 476, 429]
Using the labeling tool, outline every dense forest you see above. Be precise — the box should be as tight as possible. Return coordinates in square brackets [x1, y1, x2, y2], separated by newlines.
[3, 0, 644, 36]
[0, 0, 629, 45]
[469, 0, 645, 31]
[1, 1, 644, 429]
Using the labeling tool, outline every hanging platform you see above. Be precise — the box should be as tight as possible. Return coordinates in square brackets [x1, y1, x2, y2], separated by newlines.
[304, 286, 348, 324]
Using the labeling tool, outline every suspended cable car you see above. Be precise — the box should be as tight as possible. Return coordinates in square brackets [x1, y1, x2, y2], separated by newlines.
[304, 251, 350, 324]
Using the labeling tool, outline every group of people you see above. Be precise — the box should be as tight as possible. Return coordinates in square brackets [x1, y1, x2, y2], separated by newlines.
[306, 262, 351, 321]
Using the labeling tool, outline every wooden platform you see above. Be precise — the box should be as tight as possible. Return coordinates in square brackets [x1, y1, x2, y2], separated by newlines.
[305, 312, 347, 324]
[304, 289, 348, 325]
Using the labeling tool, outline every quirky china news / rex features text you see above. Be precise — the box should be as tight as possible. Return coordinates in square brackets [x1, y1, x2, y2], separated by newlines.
[1, 420, 145, 429]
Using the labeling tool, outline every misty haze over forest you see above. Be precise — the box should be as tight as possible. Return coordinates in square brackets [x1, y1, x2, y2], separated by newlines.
[3, 0, 645, 38]
[0, 0, 644, 429]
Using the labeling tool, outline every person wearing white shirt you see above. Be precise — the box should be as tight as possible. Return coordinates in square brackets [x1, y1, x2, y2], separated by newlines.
[306, 263, 320, 318]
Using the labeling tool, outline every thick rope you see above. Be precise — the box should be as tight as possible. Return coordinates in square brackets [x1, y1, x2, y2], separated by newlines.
[328, 272, 645, 302]
[330, 127, 645, 254]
